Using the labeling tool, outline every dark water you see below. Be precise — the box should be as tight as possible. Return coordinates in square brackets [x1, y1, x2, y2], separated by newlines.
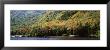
[10, 36, 100, 40]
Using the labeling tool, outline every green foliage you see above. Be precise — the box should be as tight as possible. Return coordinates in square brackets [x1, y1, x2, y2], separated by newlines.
[11, 10, 100, 38]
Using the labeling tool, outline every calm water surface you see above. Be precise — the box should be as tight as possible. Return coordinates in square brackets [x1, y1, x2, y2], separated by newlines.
[10, 36, 100, 40]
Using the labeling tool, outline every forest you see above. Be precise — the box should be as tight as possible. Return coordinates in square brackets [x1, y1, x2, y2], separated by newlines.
[11, 10, 100, 39]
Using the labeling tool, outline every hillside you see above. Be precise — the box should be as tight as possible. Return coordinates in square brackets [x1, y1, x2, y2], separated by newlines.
[11, 10, 100, 38]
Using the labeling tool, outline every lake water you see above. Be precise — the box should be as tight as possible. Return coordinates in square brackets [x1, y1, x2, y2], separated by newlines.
[10, 36, 100, 40]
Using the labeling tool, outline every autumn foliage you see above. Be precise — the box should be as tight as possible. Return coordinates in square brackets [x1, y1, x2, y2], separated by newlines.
[11, 10, 100, 38]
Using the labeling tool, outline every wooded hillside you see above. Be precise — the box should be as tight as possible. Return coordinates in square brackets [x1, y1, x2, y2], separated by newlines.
[11, 10, 100, 38]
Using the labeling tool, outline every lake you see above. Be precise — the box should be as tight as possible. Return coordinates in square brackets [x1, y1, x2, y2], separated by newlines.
[10, 36, 100, 40]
